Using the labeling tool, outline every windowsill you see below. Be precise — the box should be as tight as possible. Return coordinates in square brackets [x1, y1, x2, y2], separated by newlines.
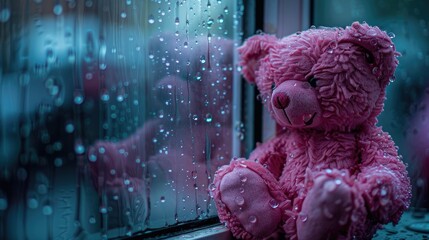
[166, 210, 428, 240]
[164, 224, 233, 240]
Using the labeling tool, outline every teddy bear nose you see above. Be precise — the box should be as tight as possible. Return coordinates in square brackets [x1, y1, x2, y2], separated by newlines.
[273, 92, 290, 109]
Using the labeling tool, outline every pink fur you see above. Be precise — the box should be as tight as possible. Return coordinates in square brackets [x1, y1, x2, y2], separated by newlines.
[212, 22, 411, 239]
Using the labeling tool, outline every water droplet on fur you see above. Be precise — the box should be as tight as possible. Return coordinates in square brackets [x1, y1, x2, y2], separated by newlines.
[388, 32, 396, 39]
[269, 199, 279, 208]
[324, 181, 337, 192]
[389, 76, 396, 83]
[351, 213, 359, 222]
[325, 169, 332, 174]
[338, 214, 349, 226]
[235, 196, 244, 206]
[299, 212, 308, 222]
[366, 29, 377, 36]
[335, 179, 342, 185]
[302, 113, 313, 122]
[289, 153, 295, 158]
[240, 175, 247, 183]
[248, 215, 257, 223]
[380, 186, 388, 196]
[372, 67, 378, 74]
[239, 187, 244, 193]
[323, 207, 334, 219]
[380, 197, 389, 206]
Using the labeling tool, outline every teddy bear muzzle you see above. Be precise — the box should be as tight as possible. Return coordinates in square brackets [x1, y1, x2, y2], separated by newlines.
[271, 80, 322, 128]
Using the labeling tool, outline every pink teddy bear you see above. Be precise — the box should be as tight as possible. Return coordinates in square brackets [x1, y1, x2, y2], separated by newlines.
[211, 22, 411, 239]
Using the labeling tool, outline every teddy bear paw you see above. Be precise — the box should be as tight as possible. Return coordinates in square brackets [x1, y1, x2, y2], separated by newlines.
[211, 159, 289, 239]
[297, 171, 355, 240]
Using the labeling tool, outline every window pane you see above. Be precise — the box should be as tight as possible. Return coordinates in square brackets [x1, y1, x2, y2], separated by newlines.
[0, 0, 241, 238]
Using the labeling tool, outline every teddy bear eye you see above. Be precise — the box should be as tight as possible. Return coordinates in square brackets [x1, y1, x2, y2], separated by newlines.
[308, 76, 318, 88]
[364, 50, 375, 64]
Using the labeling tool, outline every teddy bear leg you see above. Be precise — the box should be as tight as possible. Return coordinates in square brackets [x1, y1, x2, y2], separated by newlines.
[296, 171, 362, 240]
[212, 159, 289, 239]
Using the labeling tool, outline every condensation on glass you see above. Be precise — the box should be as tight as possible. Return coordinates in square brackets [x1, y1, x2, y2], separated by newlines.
[0, 0, 242, 239]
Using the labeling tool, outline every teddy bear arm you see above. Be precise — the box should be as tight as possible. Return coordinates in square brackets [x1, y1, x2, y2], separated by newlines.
[356, 146, 411, 224]
[248, 137, 288, 180]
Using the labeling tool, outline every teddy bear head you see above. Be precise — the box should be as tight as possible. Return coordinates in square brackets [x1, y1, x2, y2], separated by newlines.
[239, 22, 399, 132]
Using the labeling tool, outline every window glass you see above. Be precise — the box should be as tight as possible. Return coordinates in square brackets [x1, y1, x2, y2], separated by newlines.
[314, 0, 429, 208]
[0, 0, 241, 238]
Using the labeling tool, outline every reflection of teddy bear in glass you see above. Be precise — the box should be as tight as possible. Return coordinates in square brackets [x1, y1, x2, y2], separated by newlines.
[86, 35, 234, 229]
[211, 22, 411, 240]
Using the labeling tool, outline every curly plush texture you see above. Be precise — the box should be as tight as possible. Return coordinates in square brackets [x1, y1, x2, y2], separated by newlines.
[212, 22, 411, 240]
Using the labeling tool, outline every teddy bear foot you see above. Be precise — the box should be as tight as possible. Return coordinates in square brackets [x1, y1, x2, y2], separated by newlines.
[297, 170, 358, 240]
[211, 159, 289, 239]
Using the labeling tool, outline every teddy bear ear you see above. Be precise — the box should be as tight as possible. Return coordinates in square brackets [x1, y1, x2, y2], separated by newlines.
[339, 22, 400, 85]
[238, 34, 278, 83]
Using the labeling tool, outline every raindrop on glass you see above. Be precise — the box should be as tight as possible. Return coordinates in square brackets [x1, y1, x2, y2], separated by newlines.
[0, 8, 11, 23]
[27, 198, 39, 209]
[160, 196, 166, 203]
[200, 55, 206, 64]
[388, 32, 395, 39]
[74, 143, 85, 155]
[100, 89, 110, 101]
[89, 216, 96, 224]
[209, 183, 216, 191]
[42, 205, 53, 215]
[148, 15, 155, 24]
[175, 17, 180, 25]
[205, 113, 213, 122]
[121, 12, 127, 18]
[53, 4, 63, 15]
[65, 122, 74, 133]
[73, 90, 84, 104]
[0, 197, 7, 210]
[99, 206, 107, 214]
[54, 158, 63, 167]
[217, 14, 224, 23]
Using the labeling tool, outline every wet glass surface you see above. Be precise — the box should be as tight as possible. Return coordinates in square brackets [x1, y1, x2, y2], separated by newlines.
[0, 0, 241, 239]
